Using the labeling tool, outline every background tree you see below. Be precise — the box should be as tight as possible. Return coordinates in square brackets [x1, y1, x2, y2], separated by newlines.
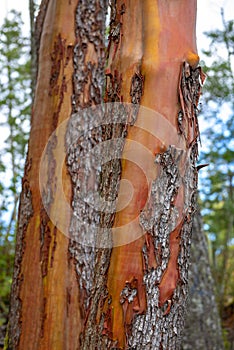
[182, 210, 224, 350]
[199, 10, 234, 346]
[0, 10, 31, 347]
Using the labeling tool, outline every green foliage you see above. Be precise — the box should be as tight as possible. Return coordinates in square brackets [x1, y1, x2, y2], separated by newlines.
[202, 11, 234, 104]
[0, 10, 31, 331]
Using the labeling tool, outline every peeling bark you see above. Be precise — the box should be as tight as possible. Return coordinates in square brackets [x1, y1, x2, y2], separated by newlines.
[178, 62, 206, 146]
[7, 1, 82, 349]
[93, 1, 202, 348]
[8, 1, 207, 349]
[126, 146, 198, 349]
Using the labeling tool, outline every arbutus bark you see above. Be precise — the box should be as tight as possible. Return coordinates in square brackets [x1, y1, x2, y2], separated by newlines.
[7, 1, 206, 349]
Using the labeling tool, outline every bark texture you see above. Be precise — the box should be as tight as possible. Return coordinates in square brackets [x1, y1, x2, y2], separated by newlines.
[84, 1, 203, 349]
[182, 211, 224, 350]
[7, 1, 206, 349]
[7, 1, 82, 349]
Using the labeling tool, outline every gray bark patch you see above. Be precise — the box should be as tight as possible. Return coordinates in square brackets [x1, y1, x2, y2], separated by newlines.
[128, 145, 198, 350]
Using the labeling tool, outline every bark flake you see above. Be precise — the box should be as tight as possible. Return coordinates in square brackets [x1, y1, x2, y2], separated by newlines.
[177, 62, 206, 146]
[127, 145, 198, 350]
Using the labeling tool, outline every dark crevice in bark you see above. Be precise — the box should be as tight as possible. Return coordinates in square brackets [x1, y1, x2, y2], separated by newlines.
[65, 1, 111, 348]
[40, 208, 52, 278]
[34, 0, 50, 89]
[177, 62, 206, 147]
[40, 131, 57, 278]
[49, 34, 70, 131]
[40, 297, 47, 339]
[105, 70, 122, 102]
[71, 0, 107, 112]
[67, 1, 147, 348]
[129, 70, 144, 125]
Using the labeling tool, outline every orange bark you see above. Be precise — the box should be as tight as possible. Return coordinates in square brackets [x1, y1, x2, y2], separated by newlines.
[9, 0, 202, 349]
[105, 0, 199, 346]
[16, 1, 82, 349]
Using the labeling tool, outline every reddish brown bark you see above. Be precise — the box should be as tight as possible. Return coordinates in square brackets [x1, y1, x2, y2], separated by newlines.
[99, 0, 201, 347]
[8, 1, 205, 349]
[8, 1, 82, 349]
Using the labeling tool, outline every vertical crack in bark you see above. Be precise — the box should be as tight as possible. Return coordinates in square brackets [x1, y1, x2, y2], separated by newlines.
[40, 134, 57, 279]
[105, 70, 122, 102]
[177, 62, 206, 146]
[72, 0, 107, 111]
[130, 71, 144, 125]
[69, 105, 130, 349]
[67, 1, 146, 347]
[8, 159, 34, 349]
[50, 34, 70, 130]
[34, 0, 50, 87]
[82, 2, 145, 346]
[105, 0, 125, 76]
[66, 1, 110, 345]
[39, 133, 58, 337]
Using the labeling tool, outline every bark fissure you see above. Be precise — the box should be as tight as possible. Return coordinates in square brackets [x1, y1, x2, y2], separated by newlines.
[7, 1, 208, 349]
[40, 134, 57, 278]
[177, 62, 206, 146]
[66, 1, 110, 343]
[34, 0, 50, 86]
[72, 0, 107, 111]
[129, 71, 144, 125]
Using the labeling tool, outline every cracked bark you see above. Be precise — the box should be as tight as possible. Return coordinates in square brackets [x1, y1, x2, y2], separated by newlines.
[7, 1, 207, 349]
[7, 1, 82, 349]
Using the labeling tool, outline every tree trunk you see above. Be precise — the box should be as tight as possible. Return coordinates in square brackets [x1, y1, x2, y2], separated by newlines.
[182, 210, 224, 350]
[7, 1, 205, 349]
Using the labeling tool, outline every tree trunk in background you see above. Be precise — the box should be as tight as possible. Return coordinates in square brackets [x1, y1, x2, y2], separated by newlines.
[182, 210, 224, 350]
[7, 1, 206, 349]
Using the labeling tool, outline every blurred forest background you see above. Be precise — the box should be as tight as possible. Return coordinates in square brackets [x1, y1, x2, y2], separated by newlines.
[0, 2, 233, 349]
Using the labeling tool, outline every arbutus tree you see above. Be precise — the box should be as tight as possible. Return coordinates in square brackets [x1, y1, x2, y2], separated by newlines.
[6, 1, 206, 349]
